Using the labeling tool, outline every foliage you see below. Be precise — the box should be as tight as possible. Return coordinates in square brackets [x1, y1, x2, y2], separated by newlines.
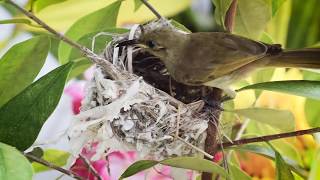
[0, 142, 33, 180]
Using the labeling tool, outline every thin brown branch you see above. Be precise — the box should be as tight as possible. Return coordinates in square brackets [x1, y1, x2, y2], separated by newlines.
[24, 153, 83, 180]
[5, 0, 124, 80]
[5, 0, 87, 53]
[220, 127, 320, 149]
[140, 0, 163, 19]
[79, 154, 103, 180]
[202, 90, 223, 180]
[224, 0, 238, 33]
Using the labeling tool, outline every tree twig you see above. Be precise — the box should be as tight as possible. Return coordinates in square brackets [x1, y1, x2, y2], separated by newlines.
[24, 153, 83, 180]
[220, 127, 320, 149]
[202, 90, 223, 180]
[79, 154, 103, 180]
[224, 0, 238, 33]
[140, 0, 163, 19]
[4, 0, 87, 53]
[5, 0, 124, 80]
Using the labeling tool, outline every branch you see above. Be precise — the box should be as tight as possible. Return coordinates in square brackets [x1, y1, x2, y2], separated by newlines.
[202, 90, 223, 180]
[220, 127, 320, 149]
[140, 0, 163, 19]
[5, 0, 123, 80]
[24, 153, 83, 180]
[79, 154, 103, 180]
[5, 0, 86, 52]
[224, 0, 238, 33]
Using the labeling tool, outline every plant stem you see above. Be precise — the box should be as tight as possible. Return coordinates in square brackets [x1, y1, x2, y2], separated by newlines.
[224, 0, 238, 33]
[5, 0, 88, 53]
[140, 0, 163, 19]
[24, 153, 83, 180]
[5, 0, 124, 80]
[79, 154, 103, 180]
[221, 127, 320, 149]
[202, 90, 223, 180]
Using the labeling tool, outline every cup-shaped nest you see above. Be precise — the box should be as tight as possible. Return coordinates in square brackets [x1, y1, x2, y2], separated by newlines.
[68, 19, 218, 161]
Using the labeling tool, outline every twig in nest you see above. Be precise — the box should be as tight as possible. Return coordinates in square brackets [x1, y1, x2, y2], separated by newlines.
[175, 104, 181, 139]
[176, 136, 214, 159]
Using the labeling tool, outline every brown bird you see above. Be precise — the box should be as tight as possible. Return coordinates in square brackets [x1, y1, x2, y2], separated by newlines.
[128, 26, 320, 98]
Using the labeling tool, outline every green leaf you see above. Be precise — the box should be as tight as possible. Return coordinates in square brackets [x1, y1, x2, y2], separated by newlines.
[229, 162, 251, 180]
[287, 0, 320, 48]
[69, 28, 128, 60]
[121, 157, 228, 179]
[31, 0, 68, 13]
[260, 32, 274, 44]
[245, 121, 302, 164]
[134, 0, 144, 11]
[0, 18, 31, 25]
[308, 148, 320, 180]
[0, 62, 73, 150]
[67, 28, 128, 77]
[235, 145, 308, 178]
[120, 160, 158, 179]
[160, 157, 227, 178]
[211, 0, 232, 28]
[0, 142, 33, 180]
[58, 1, 122, 64]
[32, 149, 70, 172]
[234, 0, 272, 39]
[238, 80, 320, 100]
[266, 0, 291, 46]
[170, 20, 192, 33]
[68, 58, 92, 80]
[272, 0, 286, 16]
[0, 18, 41, 28]
[30, 0, 190, 32]
[275, 151, 294, 180]
[231, 108, 295, 131]
[0, 36, 50, 107]
[250, 67, 275, 98]
[305, 99, 320, 127]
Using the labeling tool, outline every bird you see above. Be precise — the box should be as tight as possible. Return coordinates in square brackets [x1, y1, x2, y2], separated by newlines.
[122, 25, 320, 98]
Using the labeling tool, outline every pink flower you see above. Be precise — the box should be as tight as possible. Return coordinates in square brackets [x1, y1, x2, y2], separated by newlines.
[70, 146, 144, 180]
[213, 152, 223, 163]
[65, 65, 94, 114]
[65, 81, 85, 114]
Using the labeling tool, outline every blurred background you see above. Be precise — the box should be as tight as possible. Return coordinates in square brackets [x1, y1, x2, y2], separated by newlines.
[0, 0, 320, 179]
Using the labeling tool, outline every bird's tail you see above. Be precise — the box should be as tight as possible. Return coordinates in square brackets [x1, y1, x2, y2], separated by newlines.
[267, 48, 320, 68]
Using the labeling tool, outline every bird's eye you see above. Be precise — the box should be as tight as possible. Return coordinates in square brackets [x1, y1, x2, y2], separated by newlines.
[146, 40, 157, 48]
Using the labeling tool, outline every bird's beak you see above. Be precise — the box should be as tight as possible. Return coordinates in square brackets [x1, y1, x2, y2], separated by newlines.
[116, 39, 139, 47]
[135, 44, 148, 48]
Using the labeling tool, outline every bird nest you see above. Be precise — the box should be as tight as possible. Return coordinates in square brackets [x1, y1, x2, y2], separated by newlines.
[68, 19, 218, 161]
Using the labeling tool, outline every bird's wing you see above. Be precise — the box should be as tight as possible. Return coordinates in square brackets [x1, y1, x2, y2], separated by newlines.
[183, 32, 268, 79]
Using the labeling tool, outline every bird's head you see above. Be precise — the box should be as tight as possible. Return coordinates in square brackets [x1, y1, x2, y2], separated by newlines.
[136, 26, 188, 63]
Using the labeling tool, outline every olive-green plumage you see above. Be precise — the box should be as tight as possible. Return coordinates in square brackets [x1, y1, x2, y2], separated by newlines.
[138, 27, 320, 97]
